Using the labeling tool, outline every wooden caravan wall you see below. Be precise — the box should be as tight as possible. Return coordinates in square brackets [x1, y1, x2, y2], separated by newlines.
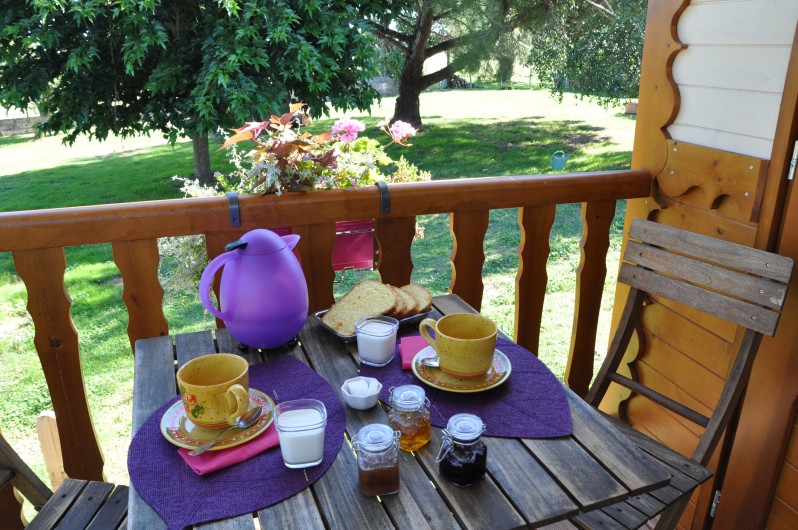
[607, 0, 798, 528]
[765, 404, 798, 529]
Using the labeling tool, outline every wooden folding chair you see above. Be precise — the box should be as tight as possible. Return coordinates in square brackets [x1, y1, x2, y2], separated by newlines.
[0, 433, 127, 529]
[575, 219, 794, 529]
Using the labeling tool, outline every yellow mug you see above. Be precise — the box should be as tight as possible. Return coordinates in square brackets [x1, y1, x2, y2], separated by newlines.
[176, 353, 251, 429]
[419, 313, 498, 379]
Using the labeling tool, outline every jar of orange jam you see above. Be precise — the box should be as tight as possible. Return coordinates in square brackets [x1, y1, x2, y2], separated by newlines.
[387, 385, 431, 451]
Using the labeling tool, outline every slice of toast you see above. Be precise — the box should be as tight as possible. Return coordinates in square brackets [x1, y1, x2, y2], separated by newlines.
[321, 280, 398, 335]
[390, 285, 417, 319]
[400, 284, 432, 313]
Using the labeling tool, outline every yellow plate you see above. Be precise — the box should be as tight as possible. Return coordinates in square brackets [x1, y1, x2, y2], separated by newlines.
[160, 389, 274, 451]
[411, 346, 512, 393]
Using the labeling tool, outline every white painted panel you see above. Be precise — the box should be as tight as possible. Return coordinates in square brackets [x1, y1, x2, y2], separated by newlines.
[673, 45, 790, 93]
[668, 123, 774, 158]
[672, 85, 781, 139]
[679, 0, 798, 46]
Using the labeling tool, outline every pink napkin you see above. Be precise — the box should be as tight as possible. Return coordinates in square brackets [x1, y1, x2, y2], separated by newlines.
[400, 335, 429, 369]
[178, 424, 280, 475]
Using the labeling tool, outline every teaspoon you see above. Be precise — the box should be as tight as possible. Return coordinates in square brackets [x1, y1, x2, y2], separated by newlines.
[188, 405, 263, 456]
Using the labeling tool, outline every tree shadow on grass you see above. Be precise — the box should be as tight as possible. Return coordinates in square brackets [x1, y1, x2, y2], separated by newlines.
[0, 134, 37, 148]
[313, 115, 631, 179]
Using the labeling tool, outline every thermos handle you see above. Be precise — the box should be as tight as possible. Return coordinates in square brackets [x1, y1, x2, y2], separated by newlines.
[199, 252, 238, 320]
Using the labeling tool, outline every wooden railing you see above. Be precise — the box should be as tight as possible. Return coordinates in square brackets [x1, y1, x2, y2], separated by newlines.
[0, 169, 651, 482]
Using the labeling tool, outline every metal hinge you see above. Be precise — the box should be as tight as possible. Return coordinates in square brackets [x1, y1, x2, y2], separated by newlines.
[788, 141, 798, 181]
[710, 489, 721, 517]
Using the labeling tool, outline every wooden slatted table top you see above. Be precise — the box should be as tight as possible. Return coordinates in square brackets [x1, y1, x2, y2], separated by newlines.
[128, 295, 672, 529]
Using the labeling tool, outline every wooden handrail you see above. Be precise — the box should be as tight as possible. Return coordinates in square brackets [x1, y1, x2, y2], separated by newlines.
[0, 169, 651, 482]
[0, 170, 649, 250]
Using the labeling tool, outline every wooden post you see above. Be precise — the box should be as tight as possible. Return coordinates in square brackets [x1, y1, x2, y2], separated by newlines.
[13, 248, 104, 481]
[514, 205, 557, 354]
[566, 200, 616, 396]
[449, 210, 489, 311]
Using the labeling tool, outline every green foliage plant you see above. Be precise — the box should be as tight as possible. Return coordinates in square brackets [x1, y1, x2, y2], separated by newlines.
[526, 0, 647, 106]
[0, 0, 392, 182]
[161, 104, 430, 293]
[218, 104, 427, 194]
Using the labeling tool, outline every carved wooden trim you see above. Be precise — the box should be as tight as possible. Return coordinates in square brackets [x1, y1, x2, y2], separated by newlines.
[631, 0, 690, 177]
[659, 141, 768, 222]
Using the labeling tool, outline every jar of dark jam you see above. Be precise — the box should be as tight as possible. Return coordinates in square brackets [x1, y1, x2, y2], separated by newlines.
[353, 423, 400, 497]
[436, 413, 487, 487]
[387, 385, 431, 452]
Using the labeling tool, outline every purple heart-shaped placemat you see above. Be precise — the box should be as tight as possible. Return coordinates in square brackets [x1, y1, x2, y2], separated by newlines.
[128, 355, 345, 530]
[361, 336, 571, 438]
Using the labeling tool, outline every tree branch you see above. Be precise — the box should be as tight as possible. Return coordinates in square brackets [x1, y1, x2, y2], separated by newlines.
[419, 55, 474, 89]
[425, 36, 463, 58]
[584, 0, 615, 16]
[370, 21, 413, 47]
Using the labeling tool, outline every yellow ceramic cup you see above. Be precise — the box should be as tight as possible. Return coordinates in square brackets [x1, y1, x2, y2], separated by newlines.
[176, 353, 251, 429]
[419, 313, 498, 379]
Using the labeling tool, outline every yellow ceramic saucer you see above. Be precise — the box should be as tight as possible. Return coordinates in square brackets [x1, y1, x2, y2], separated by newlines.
[160, 389, 274, 451]
[411, 346, 512, 393]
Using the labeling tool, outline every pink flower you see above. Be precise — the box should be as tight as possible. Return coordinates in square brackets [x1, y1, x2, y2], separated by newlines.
[331, 118, 366, 142]
[389, 121, 417, 143]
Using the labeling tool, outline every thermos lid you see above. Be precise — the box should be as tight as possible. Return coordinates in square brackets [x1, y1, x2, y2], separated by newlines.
[225, 229, 293, 255]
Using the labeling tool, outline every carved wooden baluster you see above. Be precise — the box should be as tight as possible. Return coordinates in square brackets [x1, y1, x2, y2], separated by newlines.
[566, 200, 616, 396]
[514, 205, 557, 354]
[112, 239, 169, 350]
[448, 210, 490, 311]
[13, 248, 103, 480]
[375, 216, 416, 287]
[294, 223, 336, 313]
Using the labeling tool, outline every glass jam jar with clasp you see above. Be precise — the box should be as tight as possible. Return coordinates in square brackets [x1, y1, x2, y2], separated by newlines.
[353, 423, 401, 497]
[436, 413, 487, 487]
[387, 385, 431, 451]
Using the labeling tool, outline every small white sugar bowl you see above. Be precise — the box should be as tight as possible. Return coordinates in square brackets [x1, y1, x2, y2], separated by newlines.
[341, 377, 383, 410]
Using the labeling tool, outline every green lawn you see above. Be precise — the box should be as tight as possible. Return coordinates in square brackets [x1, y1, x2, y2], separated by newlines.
[0, 87, 635, 487]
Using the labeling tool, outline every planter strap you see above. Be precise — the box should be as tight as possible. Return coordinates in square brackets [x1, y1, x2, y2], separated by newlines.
[376, 182, 390, 215]
[226, 191, 241, 227]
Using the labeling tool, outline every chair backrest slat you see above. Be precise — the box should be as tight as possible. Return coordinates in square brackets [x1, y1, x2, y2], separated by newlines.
[624, 240, 788, 310]
[618, 264, 780, 335]
[628, 219, 793, 282]
[620, 219, 794, 337]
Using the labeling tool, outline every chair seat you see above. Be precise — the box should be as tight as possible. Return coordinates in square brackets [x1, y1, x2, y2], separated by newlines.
[26, 478, 128, 530]
[572, 414, 713, 530]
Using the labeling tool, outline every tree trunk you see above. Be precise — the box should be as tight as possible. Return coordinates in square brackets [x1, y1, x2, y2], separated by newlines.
[390, 7, 435, 128]
[192, 131, 213, 185]
[498, 57, 514, 85]
[393, 81, 422, 127]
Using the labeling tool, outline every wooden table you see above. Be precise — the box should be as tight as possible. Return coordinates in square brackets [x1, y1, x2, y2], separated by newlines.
[128, 295, 682, 529]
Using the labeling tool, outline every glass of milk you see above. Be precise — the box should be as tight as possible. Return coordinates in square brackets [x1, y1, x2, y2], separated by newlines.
[355, 315, 399, 367]
[274, 399, 327, 468]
